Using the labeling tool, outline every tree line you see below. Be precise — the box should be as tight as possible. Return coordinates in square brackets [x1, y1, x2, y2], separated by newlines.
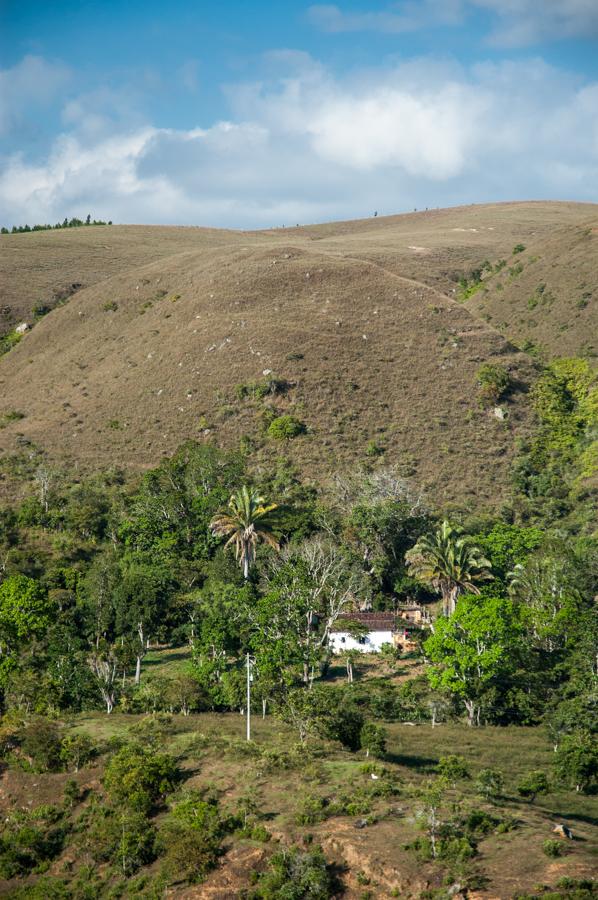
[1, 215, 112, 234]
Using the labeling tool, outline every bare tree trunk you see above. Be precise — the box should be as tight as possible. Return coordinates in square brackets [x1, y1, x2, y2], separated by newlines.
[464, 699, 477, 726]
[262, 698, 267, 719]
[135, 655, 142, 685]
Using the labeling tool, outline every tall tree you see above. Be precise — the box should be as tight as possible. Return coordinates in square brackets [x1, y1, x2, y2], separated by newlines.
[0, 574, 52, 687]
[253, 537, 363, 686]
[405, 521, 492, 617]
[113, 557, 171, 684]
[424, 595, 523, 726]
[210, 486, 279, 579]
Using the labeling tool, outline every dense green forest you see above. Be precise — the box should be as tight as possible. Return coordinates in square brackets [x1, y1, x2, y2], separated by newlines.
[0, 355, 596, 897]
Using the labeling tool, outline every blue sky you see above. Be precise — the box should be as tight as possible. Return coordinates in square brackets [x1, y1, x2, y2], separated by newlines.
[1, 0, 598, 227]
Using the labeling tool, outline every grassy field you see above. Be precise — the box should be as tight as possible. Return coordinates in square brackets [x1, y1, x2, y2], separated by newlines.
[1, 709, 595, 899]
[0, 643, 595, 899]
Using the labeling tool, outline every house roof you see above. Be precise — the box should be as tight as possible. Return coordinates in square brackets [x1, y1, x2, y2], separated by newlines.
[331, 611, 398, 633]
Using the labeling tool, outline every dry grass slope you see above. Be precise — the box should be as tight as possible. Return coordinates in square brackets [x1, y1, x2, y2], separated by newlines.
[1, 201, 596, 506]
[465, 220, 598, 359]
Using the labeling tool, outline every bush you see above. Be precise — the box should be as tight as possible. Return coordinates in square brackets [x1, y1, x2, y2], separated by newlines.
[0, 330, 23, 356]
[128, 712, 175, 746]
[365, 440, 384, 457]
[314, 689, 364, 751]
[60, 731, 96, 772]
[464, 809, 499, 837]
[163, 674, 209, 715]
[543, 839, 565, 858]
[0, 409, 25, 429]
[437, 754, 470, 784]
[236, 376, 291, 401]
[408, 834, 476, 863]
[517, 770, 550, 803]
[157, 791, 228, 883]
[554, 732, 598, 794]
[3, 876, 71, 898]
[103, 744, 179, 813]
[246, 845, 336, 899]
[0, 805, 67, 878]
[20, 719, 63, 772]
[32, 303, 52, 319]
[474, 768, 504, 801]
[63, 779, 82, 808]
[267, 415, 306, 441]
[360, 722, 387, 758]
[79, 801, 155, 875]
[476, 363, 512, 406]
[295, 793, 328, 826]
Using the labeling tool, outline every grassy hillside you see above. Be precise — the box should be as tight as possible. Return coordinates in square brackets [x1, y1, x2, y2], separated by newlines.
[464, 221, 598, 360]
[0, 652, 595, 900]
[0, 224, 246, 331]
[1, 201, 597, 508]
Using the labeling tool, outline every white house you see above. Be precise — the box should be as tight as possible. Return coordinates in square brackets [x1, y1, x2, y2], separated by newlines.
[329, 611, 396, 654]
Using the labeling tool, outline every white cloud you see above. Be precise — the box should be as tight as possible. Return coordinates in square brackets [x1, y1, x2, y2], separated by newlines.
[1, 54, 598, 228]
[472, 0, 598, 45]
[308, 1, 598, 44]
[0, 55, 71, 137]
[307, 2, 463, 34]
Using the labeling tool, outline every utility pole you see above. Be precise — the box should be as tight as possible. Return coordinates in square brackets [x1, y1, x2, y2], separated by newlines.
[246, 652, 254, 741]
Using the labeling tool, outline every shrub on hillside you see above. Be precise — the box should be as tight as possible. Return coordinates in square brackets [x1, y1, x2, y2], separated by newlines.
[0, 805, 67, 878]
[543, 838, 565, 858]
[476, 363, 512, 406]
[474, 768, 504, 801]
[60, 731, 96, 773]
[157, 791, 230, 883]
[79, 800, 155, 875]
[236, 375, 291, 401]
[246, 845, 336, 899]
[360, 722, 387, 758]
[517, 770, 550, 803]
[437, 754, 470, 784]
[19, 719, 63, 772]
[554, 732, 598, 794]
[103, 744, 179, 813]
[267, 414, 306, 440]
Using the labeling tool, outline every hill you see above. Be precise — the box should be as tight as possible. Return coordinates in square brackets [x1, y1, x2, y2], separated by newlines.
[0, 201, 596, 507]
[463, 219, 598, 360]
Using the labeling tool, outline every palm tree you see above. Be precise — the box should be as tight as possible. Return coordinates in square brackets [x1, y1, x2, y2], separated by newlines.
[405, 521, 492, 617]
[210, 486, 279, 579]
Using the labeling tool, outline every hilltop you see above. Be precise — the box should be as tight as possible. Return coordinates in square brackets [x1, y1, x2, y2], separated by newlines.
[0, 201, 596, 508]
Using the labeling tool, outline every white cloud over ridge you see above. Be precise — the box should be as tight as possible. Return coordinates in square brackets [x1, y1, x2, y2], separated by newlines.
[1, 54, 598, 228]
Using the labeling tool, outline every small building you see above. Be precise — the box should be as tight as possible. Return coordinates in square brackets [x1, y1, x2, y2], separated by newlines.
[330, 608, 428, 655]
[396, 601, 431, 627]
[329, 612, 397, 654]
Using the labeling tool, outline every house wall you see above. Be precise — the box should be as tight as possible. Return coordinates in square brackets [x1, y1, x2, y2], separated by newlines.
[329, 630, 394, 654]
